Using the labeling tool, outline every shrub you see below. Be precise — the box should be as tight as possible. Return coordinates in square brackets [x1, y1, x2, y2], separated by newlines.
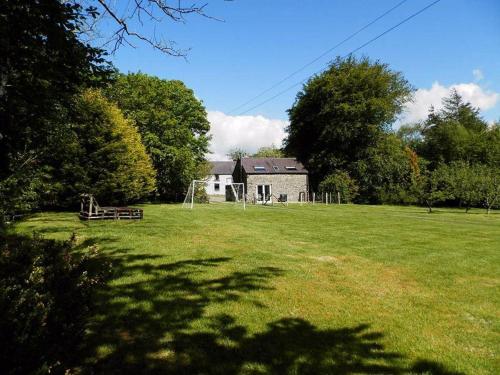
[0, 233, 110, 374]
[319, 171, 359, 203]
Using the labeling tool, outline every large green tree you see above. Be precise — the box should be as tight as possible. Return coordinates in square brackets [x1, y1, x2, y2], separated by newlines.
[0, 0, 111, 218]
[105, 73, 210, 200]
[418, 90, 492, 167]
[353, 134, 416, 204]
[43, 89, 156, 207]
[284, 56, 413, 188]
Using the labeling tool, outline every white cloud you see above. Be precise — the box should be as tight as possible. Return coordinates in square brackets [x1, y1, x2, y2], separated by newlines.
[472, 68, 484, 82]
[401, 81, 499, 124]
[207, 111, 288, 161]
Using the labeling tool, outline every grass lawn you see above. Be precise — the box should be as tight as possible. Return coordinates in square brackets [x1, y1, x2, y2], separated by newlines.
[15, 204, 500, 374]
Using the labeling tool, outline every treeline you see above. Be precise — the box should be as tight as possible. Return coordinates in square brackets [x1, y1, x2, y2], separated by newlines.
[285, 56, 500, 212]
[0, 2, 210, 373]
[1, 70, 210, 217]
[1, 2, 213, 222]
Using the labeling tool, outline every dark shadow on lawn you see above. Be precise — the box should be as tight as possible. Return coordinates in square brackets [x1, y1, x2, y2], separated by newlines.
[81, 247, 463, 375]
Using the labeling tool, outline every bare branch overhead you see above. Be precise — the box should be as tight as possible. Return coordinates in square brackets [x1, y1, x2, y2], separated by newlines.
[91, 0, 222, 57]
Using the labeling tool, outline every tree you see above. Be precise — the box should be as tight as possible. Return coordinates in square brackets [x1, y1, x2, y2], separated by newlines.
[284, 56, 413, 188]
[446, 161, 482, 213]
[481, 173, 500, 214]
[87, 1, 219, 57]
[0, 155, 43, 222]
[396, 123, 424, 151]
[105, 73, 210, 200]
[253, 145, 284, 158]
[0, 0, 111, 220]
[319, 171, 359, 203]
[419, 90, 490, 166]
[43, 89, 156, 207]
[479, 122, 500, 167]
[227, 148, 249, 161]
[412, 165, 452, 213]
[475, 165, 500, 214]
[352, 134, 416, 204]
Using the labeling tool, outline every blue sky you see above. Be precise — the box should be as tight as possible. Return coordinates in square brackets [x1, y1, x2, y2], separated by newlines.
[102, 0, 500, 159]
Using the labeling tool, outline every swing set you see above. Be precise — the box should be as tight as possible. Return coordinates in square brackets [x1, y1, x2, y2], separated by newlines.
[79, 194, 143, 220]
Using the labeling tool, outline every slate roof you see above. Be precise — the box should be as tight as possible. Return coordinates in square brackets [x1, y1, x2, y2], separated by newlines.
[241, 157, 307, 174]
[210, 161, 236, 175]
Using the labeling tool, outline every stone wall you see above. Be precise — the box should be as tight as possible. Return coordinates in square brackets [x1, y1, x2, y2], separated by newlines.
[246, 174, 308, 202]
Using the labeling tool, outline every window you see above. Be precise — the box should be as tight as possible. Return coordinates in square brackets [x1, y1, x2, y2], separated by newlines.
[254, 166, 266, 172]
[256, 184, 272, 202]
[273, 165, 279, 171]
[214, 174, 220, 181]
[214, 183, 220, 191]
[285, 166, 297, 170]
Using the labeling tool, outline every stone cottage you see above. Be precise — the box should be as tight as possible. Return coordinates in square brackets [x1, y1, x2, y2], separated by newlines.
[233, 157, 308, 203]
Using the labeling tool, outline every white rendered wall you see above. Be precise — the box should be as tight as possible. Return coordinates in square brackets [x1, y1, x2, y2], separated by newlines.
[205, 174, 233, 195]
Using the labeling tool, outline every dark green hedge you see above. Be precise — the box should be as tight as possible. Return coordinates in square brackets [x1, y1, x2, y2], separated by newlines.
[0, 233, 109, 374]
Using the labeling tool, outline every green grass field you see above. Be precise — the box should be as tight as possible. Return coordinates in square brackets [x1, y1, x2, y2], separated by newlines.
[15, 204, 500, 374]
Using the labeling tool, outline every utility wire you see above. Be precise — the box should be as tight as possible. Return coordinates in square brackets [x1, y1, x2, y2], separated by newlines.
[228, 0, 409, 115]
[236, 0, 441, 116]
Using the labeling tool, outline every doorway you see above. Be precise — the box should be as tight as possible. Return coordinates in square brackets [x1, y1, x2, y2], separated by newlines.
[256, 184, 271, 203]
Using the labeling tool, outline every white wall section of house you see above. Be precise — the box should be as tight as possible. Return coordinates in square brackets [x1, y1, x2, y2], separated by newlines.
[205, 174, 233, 196]
[206, 161, 236, 196]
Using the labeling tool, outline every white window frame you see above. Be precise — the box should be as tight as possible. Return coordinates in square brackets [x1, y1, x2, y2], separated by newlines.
[255, 184, 272, 204]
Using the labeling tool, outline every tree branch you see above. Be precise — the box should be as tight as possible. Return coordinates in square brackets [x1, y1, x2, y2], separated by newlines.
[93, 0, 222, 57]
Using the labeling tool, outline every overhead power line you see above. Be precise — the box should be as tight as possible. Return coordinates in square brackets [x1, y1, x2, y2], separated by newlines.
[236, 0, 442, 116]
[228, 0, 409, 115]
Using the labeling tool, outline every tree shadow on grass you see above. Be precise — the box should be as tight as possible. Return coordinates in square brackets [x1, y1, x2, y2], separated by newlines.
[82, 247, 463, 375]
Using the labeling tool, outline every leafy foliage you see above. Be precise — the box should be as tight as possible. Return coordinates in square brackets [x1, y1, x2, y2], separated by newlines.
[418, 90, 494, 167]
[0, 153, 45, 221]
[396, 123, 424, 151]
[0, 0, 111, 217]
[445, 161, 483, 212]
[412, 165, 452, 213]
[476, 165, 500, 213]
[478, 121, 500, 167]
[0, 233, 110, 374]
[227, 148, 249, 161]
[395, 92, 500, 212]
[352, 134, 416, 204]
[319, 171, 359, 203]
[44, 89, 156, 207]
[253, 145, 284, 158]
[285, 56, 413, 187]
[105, 73, 210, 200]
